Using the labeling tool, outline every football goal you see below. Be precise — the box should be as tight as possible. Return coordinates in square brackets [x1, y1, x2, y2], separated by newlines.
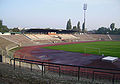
[84, 47, 101, 55]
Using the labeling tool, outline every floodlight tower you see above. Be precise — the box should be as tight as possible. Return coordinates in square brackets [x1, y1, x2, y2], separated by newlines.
[83, 3, 87, 33]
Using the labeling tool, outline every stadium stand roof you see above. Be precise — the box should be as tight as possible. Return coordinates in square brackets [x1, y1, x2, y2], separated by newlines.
[24, 29, 77, 34]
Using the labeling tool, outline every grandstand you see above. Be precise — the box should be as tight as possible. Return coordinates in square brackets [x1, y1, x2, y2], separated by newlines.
[25, 34, 79, 43]
[25, 33, 111, 43]
[0, 31, 116, 47]
[88, 34, 110, 40]
[0, 36, 18, 50]
[0, 34, 36, 46]
[25, 34, 61, 41]
[110, 35, 120, 40]
[57, 34, 77, 39]
[24, 29, 112, 42]
[74, 34, 96, 41]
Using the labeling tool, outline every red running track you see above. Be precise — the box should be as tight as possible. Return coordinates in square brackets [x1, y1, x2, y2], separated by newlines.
[14, 40, 120, 75]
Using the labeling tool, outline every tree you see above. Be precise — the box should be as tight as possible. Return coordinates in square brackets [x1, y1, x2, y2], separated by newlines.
[110, 23, 115, 31]
[77, 21, 80, 30]
[82, 22, 85, 33]
[12, 27, 20, 32]
[66, 19, 72, 30]
[93, 23, 120, 35]
[73, 26, 77, 30]
[0, 20, 2, 27]
[96, 27, 109, 34]
[0, 20, 9, 33]
[0, 25, 9, 33]
[77, 21, 81, 32]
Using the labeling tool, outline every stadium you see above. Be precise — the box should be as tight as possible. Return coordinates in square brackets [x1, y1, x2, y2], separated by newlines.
[0, 29, 120, 84]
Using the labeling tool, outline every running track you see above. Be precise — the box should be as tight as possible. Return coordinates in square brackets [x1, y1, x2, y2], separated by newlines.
[14, 40, 120, 70]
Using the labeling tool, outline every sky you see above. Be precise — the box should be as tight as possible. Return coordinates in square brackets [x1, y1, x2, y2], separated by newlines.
[0, 0, 120, 30]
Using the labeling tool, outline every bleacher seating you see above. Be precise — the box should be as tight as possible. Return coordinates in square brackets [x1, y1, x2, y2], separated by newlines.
[25, 34, 63, 44]
[1, 35, 35, 46]
[25, 34, 37, 40]
[74, 34, 95, 41]
[25, 34, 113, 43]
[1, 34, 118, 48]
[0, 36, 17, 50]
[26, 34, 60, 41]
[25, 34, 81, 43]
[58, 34, 77, 40]
[88, 34, 110, 40]
[110, 35, 120, 40]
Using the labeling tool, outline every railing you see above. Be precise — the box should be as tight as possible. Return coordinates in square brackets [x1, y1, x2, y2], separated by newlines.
[13, 58, 120, 84]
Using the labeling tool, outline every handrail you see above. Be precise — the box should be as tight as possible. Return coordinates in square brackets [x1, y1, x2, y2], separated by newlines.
[92, 70, 120, 84]
[14, 58, 120, 72]
[12, 58, 120, 84]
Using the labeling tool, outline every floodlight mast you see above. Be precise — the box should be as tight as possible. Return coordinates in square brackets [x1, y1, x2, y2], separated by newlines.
[83, 3, 87, 33]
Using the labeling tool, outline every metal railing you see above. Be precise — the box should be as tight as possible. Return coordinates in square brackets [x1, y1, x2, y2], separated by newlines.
[12, 58, 120, 84]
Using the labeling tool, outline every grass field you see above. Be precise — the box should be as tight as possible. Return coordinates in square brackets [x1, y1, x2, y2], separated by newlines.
[43, 41, 120, 58]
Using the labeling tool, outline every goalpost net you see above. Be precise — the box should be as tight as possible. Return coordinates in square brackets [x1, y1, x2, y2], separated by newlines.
[84, 47, 101, 55]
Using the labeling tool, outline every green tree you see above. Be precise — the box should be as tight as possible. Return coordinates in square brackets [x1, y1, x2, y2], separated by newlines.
[82, 22, 85, 33]
[0, 20, 2, 27]
[66, 19, 72, 30]
[12, 27, 20, 32]
[0, 20, 3, 30]
[0, 25, 9, 33]
[110, 23, 115, 31]
[96, 27, 110, 34]
[77, 21, 80, 30]
[77, 21, 81, 32]
[94, 23, 120, 35]
[0, 20, 9, 33]
[73, 26, 77, 30]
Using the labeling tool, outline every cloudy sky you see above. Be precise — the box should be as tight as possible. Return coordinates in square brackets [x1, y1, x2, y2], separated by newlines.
[0, 0, 120, 30]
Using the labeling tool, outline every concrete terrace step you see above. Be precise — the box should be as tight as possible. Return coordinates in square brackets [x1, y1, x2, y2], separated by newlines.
[0, 35, 36, 46]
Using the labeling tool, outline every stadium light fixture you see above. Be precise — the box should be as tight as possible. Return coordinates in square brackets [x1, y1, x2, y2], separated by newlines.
[83, 3, 87, 33]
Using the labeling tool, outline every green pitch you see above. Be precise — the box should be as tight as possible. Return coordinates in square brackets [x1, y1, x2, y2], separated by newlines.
[43, 41, 120, 58]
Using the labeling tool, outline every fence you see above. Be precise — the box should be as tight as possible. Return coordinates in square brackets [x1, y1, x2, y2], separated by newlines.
[12, 58, 120, 84]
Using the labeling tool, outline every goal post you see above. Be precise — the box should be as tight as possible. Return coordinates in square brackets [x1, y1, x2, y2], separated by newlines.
[84, 47, 101, 55]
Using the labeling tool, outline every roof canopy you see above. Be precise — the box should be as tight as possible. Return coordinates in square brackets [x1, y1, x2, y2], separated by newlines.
[24, 29, 77, 34]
